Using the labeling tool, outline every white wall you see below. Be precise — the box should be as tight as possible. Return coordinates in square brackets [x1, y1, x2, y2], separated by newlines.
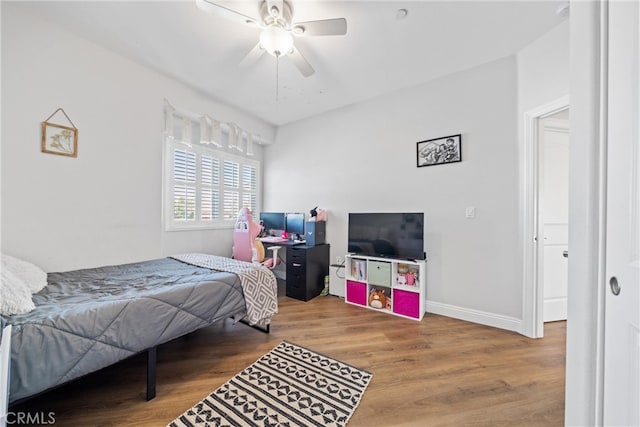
[0, 4, 275, 272]
[265, 56, 524, 328]
[517, 20, 570, 114]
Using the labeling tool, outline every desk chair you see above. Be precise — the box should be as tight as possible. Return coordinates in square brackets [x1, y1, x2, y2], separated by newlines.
[233, 208, 280, 268]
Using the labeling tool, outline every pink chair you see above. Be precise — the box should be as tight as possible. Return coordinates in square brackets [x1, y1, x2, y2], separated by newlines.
[232, 208, 280, 268]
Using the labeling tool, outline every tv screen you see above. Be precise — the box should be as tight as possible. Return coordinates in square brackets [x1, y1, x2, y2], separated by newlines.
[348, 213, 425, 260]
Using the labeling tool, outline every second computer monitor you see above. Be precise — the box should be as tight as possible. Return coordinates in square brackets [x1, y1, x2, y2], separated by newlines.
[286, 212, 305, 238]
[260, 212, 285, 235]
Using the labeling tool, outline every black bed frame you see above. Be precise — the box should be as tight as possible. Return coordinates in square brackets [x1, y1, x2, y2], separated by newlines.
[145, 318, 268, 400]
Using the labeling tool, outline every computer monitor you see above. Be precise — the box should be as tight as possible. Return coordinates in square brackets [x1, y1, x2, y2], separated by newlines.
[286, 212, 305, 238]
[259, 212, 285, 235]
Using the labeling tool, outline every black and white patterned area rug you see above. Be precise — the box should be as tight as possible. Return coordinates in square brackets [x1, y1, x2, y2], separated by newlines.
[168, 341, 373, 427]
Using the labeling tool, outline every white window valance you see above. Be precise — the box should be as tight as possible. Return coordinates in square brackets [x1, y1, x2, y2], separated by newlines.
[162, 99, 267, 156]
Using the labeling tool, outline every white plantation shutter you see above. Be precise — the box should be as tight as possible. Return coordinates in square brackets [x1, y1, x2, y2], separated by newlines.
[172, 149, 196, 221]
[174, 149, 196, 182]
[223, 160, 240, 187]
[201, 155, 220, 221]
[223, 190, 240, 220]
[164, 136, 260, 230]
[242, 164, 258, 214]
[173, 185, 196, 220]
[222, 160, 240, 220]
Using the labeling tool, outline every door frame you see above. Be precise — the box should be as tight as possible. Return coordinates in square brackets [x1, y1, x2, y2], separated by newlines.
[564, 1, 609, 424]
[522, 95, 570, 339]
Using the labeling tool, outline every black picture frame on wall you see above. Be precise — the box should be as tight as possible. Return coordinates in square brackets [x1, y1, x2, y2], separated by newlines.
[416, 134, 462, 167]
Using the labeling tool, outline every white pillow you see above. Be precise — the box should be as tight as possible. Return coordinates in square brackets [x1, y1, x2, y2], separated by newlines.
[0, 267, 36, 316]
[1, 254, 47, 294]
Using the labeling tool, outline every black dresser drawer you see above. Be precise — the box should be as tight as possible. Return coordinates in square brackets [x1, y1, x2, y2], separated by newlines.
[287, 261, 306, 274]
[285, 244, 329, 301]
[287, 248, 307, 263]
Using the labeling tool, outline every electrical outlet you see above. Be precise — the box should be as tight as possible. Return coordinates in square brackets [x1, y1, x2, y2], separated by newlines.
[336, 256, 343, 264]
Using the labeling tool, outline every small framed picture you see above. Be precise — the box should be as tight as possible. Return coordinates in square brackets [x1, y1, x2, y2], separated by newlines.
[416, 134, 461, 167]
[42, 122, 78, 157]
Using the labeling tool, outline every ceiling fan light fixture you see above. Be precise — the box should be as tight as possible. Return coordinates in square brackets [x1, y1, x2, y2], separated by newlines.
[196, 0, 346, 78]
[260, 26, 294, 57]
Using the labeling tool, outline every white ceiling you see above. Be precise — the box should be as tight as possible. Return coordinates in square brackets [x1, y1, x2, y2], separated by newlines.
[16, 0, 567, 126]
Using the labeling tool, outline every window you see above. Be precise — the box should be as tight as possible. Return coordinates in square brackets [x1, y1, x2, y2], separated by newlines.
[164, 137, 260, 230]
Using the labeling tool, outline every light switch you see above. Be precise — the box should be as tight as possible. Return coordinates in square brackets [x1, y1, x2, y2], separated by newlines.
[465, 206, 476, 218]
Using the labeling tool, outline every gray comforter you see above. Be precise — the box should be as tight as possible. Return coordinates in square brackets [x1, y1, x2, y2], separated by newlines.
[1, 257, 251, 403]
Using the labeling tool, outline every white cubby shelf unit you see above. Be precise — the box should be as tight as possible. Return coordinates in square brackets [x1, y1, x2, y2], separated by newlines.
[344, 254, 426, 321]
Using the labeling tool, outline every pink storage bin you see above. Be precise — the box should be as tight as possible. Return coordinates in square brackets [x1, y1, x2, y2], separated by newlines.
[393, 289, 420, 319]
[346, 280, 367, 306]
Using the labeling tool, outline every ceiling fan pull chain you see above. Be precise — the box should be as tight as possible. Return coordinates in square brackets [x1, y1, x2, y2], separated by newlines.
[276, 54, 280, 102]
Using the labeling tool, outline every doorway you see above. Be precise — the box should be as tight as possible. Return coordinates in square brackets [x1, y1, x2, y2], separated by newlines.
[522, 96, 570, 339]
[538, 111, 570, 325]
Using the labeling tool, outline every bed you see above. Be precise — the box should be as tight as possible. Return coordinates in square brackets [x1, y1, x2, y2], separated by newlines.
[0, 253, 278, 405]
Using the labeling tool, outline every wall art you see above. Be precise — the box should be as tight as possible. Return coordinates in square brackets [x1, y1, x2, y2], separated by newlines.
[42, 108, 78, 157]
[416, 134, 461, 167]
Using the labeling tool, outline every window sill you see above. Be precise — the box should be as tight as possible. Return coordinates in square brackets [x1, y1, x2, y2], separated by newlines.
[164, 223, 234, 232]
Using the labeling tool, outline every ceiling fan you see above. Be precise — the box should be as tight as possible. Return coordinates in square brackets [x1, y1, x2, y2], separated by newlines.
[195, 0, 347, 77]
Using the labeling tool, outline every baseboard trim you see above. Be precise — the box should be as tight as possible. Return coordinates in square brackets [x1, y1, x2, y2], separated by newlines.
[426, 300, 523, 334]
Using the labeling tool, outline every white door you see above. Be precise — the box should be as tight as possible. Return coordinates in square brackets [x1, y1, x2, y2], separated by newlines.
[603, 1, 640, 425]
[540, 117, 569, 322]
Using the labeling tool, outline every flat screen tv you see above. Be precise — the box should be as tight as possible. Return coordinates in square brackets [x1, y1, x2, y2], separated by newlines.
[348, 212, 425, 260]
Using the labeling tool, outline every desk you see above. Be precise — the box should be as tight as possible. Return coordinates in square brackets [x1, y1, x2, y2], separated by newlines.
[263, 241, 330, 301]
[260, 239, 305, 247]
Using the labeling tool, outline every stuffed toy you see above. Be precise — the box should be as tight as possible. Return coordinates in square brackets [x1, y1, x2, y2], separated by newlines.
[309, 206, 328, 222]
[406, 272, 416, 286]
[368, 289, 386, 309]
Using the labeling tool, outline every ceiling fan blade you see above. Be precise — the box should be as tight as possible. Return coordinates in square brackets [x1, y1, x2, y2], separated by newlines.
[195, 0, 259, 26]
[239, 42, 265, 68]
[289, 47, 315, 77]
[292, 18, 347, 36]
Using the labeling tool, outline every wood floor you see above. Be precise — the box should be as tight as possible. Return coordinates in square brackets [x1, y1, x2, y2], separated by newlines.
[12, 283, 566, 426]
